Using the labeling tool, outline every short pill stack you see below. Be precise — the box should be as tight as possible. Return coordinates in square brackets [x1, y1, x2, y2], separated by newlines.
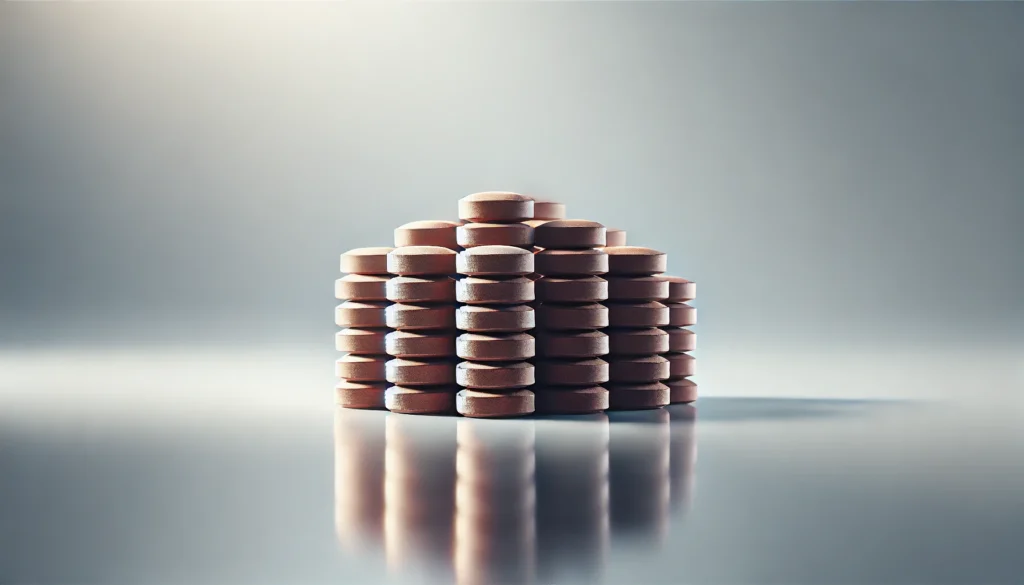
[662, 276, 698, 403]
[454, 193, 538, 418]
[335, 247, 394, 409]
[532, 220, 611, 414]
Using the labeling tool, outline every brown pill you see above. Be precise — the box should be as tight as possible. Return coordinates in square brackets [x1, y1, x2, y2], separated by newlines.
[532, 199, 567, 220]
[457, 222, 534, 248]
[534, 220, 606, 249]
[456, 276, 534, 304]
[459, 192, 535, 223]
[534, 249, 608, 276]
[385, 331, 456, 358]
[456, 305, 535, 332]
[386, 358, 457, 386]
[533, 386, 608, 414]
[341, 247, 394, 275]
[605, 246, 667, 275]
[336, 380, 387, 409]
[606, 382, 670, 410]
[385, 385, 458, 414]
[386, 303, 457, 331]
[335, 301, 388, 328]
[666, 378, 698, 404]
[665, 276, 696, 302]
[336, 354, 388, 381]
[394, 220, 459, 249]
[456, 245, 534, 276]
[456, 361, 535, 389]
[535, 330, 609, 358]
[606, 328, 669, 355]
[335, 274, 389, 301]
[456, 389, 535, 418]
[456, 333, 535, 361]
[667, 303, 697, 326]
[667, 353, 695, 378]
[608, 355, 670, 383]
[336, 328, 388, 354]
[666, 328, 696, 352]
[535, 276, 608, 303]
[605, 228, 627, 247]
[607, 301, 669, 328]
[387, 246, 457, 276]
[535, 302, 608, 330]
[606, 275, 669, 301]
[386, 275, 456, 303]
[535, 358, 610, 386]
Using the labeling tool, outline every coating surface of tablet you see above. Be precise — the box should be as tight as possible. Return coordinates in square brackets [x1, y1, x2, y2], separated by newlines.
[534, 249, 608, 276]
[535, 303, 609, 330]
[341, 247, 394, 275]
[456, 245, 534, 276]
[336, 328, 389, 354]
[386, 276, 456, 303]
[664, 276, 697, 302]
[605, 246, 668, 275]
[385, 385, 458, 414]
[459, 192, 535, 223]
[456, 361, 535, 389]
[335, 301, 389, 328]
[607, 355, 671, 383]
[666, 378, 698, 404]
[456, 305, 535, 332]
[533, 220, 606, 249]
[335, 274, 390, 301]
[336, 380, 388, 409]
[533, 386, 608, 414]
[456, 333, 535, 361]
[386, 304, 457, 330]
[457, 222, 534, 248]
[606, 327, 669, 355]
[335, 354, 388, 381]
[535, 358, 610, 386]
[535, 276, 608, 303]
[456, 276, 535, 304]
[386, 358, 457, 386]
[606, 301, 669, 328]
[385, 331, 456, 358]
[666, 328, 697, 352]
[667, 352, 696, 378]
[667, 303, 697, 327]
[531, 200, 567, 220]
[394, 220, 460, 249]
[606, 382, 670, 410]
[606, 276, 669, 301]
[604, 228, 627, 247]
[387, 246, 458, 276]
[535, 330, 609, 358]
[456, 389, 535, 418]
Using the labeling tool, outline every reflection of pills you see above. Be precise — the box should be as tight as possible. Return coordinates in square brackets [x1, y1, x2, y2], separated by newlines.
[604, 228, 627, 247]
[605, 247, 667, 276]
[386, 303, 457, 331]
[335, 301, 389, 328]
[535, 276, 608, 303]
[385, 331, 456, 358]
[535, 330, 609, 358]
[394, 220, 460, 249]
[606, 328, 669, 355]
[341, 247, 394, 275]
[336, 380, 388, 409]
[457, 245, 534, 276]
[336, 354, 388, 381]
[606, 382, 670, 410]
[533, 386, 609, 414]
[534, 249, 608, 276]
[459, 192, 534, 223]
[456, 361, 535, 389]
[335, 274, 390, 301]
[456, 305, 535, 332]
[457, 222, 534, 248]
[387, 246, 458, 276]
[456, 276, 534, 304]
[668, 303, 697, 326]
[607, 355, 670, 383]
[456, 389, 535, 418]
[665, 276, 696, 302]
[336, 328, 388, 354]
[532, 200, 567, 220]
[536, 303, 609, 330]
[607, 301, 669, 328]
[386, 276, 456, 303]
[667, 353, 695, 378]
[666, 378, 698, 404]
[606, 276, 669, 301]
[385, 385, 458, 414]
[457, 333, 536, 361]
[535, 358, 610, 386]
[386, 358, 457, 386]
[534, 220, 606, 249]
[666, 328, 696, 352]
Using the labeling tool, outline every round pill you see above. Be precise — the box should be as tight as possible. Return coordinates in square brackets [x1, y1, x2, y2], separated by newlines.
[535, 358, 610, 386]
[535, 303, 609, 330]
[605, 246, 667, 275]
[385, 385, 458, 414]
[534, 249, 608, 276]
[394, 220, 459, 249]
[606, 275, 669, 302]
[456, 276, 534, 304]
[456, 333, 535, 361]
[456, 305, 535, 332]
[456, 361, 534, 389]
[387, 246, 457, 276]
[335, 301, 389, 328]
[341, 247, 394, 275]
[534, 220, 606, 249]
[336, 380, 387, 409]
[459, 192, 534, 223]
[386, 358, 457, 386]
[667, 303, 697, 327]
[665, 276, 696, 302]
[456, 389, 535, 418]
[335, 274, 389, 301]
[385, 331, 456, 358]
[336, 354, 388, 381]
[535, 330, 609, 358]
[336, 328, 388, 354]
[606, 382, 670, 410]
[456, 245, 534, 276]
[666, 328, 696, 352]
[667, 353, 695, 378]
[606, 328, 669, 355]
[535, 276, 608, 303]
[457, 222, 534, 248]
[608, 355, 670, 383]
[531, 200, 567, 220]
[607, 301, 669, 328]
[533, 386, 608, 414]
[605, 228, 627, 247]
[386, 304, 457, 331]
[386, 275, 456, 303]
[666, 378, 697, 404]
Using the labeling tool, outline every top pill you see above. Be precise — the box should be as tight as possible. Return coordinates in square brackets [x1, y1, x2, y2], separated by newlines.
[458, 192, 535, 223]
[532, 200, 567, 220]
[341, 247, 395, 275]
[534, 220, 607, 249]
[605, 246, 668, 275]
[394, 220, 460, 249]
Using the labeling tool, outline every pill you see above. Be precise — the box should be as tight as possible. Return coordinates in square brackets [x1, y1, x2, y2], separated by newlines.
[664, 276, 696, 302]
[667, 353, 695, 378]
[341, 247, 394, 275]
[666, 328, 696, 352]
[386, 358, 457, 386]
[394, 220, 460, 249]
[532, 200, 567, 220]
[386, 303, 457, 330]
[535, 302, 609, 330]
[456, 361, 535, 389]
[456, 389, 535, 418]
[336, 328, 389, 354]
[605, 246, 667, 275]
[387, 246, 457, 276]
[335, 301, 389, 328]
[386, 275, 456, 303]
[535, 358, 610, 386]
[335, 354, 388, 381]
[534, 249, 608, 276]
[606, 382, 670, 410]
[606, 275, 669, 301]
[336, 380, 388, 409]
[665, 378, 697, 404]
[606, 327, 669, 355]
[459, 192, 535, 223]
[457, 222, 534, 248]
[535, 275, 608, 303]
[535, 330, 609, 358]
[456, 332, 535, 361]
[335, 274, 390, 301]
[456, 305, 535, 332]
[606, 301, 669, 328]
[456, 276, 535, 304]
[533, 386, 608, 414]
[385, 330, 456, 358]
[533, 220, 606, 249]
[604, 228, 627, 247]
[607, 355, 670, 383]
[456, 245, 534, 276]
[667, 303, 697, 326]
[385, 385, 458, 414]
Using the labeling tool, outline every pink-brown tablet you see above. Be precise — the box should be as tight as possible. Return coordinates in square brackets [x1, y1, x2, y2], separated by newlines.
[336, 380, 387, 409]
[535, 330, 609, 358]
[385, 385, 458, 414]
[386, 358, 457, 386]
[336, 328, 388, 354]
[605, 246, 667, 275]
[387, 246, 457, 276]
[531, 199, 567, 220]
[394, 220, 459, 249]
[607, 355, 670, 383]
[665, 378, 698, 404]
[456, 276, 534, 305]
[535, 302, 609, 330]
[335, 274, 389, 301]
[456, 389, 535, 418]
[456, 305, 535, 332]
[335, 301, 389, 328]
[456, 245, 534, 276]
[667, 352, 695, 378]
[534, 220, 606, 249]
[385, 331, 456, 358]
[385, 275, 455, 303]
[386, 303, 457, 331]
[456, 361, 534, 390]
[535, 358, 610, 386]
[341, 247, 394, 275]
[459, 192, 534, 223]
[456, 333, 535, 361]
[667, 303, 697, 327]
[666, 328, 696, 352]
[665, 276, 696, 302]
[535, 276, 608, 303]
[606, 301, 669, 328]
[336, 354, 388, 381]
[606, 327, 669, 355]
[457, 222, 534, 248]
[604, 228, 627, 247]
[534, 249, 608, 276]
[606, 275, 669, 302]
[533, 386, 608, 414]
[606, 382, 670, 410]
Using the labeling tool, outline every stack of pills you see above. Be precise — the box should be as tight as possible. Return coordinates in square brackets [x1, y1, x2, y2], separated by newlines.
[335, 247, 394, 409]
[532, 220, 611, 414]
[662, 277, 697, 403]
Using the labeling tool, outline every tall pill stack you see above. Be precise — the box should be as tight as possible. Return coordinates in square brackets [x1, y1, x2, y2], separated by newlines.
[662, 277, 698, 403]
[454, 192, 537, 418]
[336, 247, 394, 409]
[532, 220, 611, 414]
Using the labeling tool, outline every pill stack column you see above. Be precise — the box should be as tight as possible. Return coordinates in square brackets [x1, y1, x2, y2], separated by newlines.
[662, 277, 698, 403]
[335, 247, 395, 409]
